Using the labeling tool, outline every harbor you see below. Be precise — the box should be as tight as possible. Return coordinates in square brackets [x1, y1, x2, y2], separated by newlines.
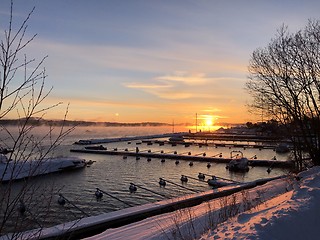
[0, 126, 293, 237]
[1, 1, 319, 239]
[71, 131, 294, 169]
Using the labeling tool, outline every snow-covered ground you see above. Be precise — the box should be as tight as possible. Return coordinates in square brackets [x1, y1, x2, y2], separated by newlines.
[85, 167, 320, 240]
[202, 166, 320, 240]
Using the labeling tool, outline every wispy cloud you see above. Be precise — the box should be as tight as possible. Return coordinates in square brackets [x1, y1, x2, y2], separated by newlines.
[156, 72, 209, 86]
[124, 82, 172, 89]
[124, 72, 246, 101]
[202, 107, 223, 113]
[123, 81, 192, 100]
[123, 72, 211, 100]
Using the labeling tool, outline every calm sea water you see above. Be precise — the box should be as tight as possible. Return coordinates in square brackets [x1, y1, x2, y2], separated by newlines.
[1, 125, 290, 233]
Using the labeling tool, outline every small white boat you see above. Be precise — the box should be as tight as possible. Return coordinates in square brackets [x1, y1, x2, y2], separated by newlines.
[0, 154, 87, 182]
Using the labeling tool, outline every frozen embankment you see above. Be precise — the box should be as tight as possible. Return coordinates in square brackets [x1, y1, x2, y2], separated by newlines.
[202, 166, 320, 240]
[2, 175, 288, 240]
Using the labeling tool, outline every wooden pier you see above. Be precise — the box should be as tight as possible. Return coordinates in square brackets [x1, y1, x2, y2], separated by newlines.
[70, 148, 294, 168]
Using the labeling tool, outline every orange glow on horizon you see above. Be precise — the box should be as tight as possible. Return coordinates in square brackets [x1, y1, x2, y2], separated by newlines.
[2, 93, 254, 124]
[204, 116, 213, 127]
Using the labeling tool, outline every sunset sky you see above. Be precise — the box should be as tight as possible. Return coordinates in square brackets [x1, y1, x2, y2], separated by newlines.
[1, 0, 319, 125]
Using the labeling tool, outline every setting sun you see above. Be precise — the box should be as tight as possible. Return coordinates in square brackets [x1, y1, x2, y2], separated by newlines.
[204, 115, 214, 126]
[205, 118, 213, 126]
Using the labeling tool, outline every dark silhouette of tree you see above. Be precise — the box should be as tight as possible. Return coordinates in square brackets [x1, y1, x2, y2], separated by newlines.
[246, 20, 320, 170]
[0, 1, 74, 237]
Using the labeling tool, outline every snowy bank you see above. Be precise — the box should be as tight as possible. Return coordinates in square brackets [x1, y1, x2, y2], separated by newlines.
[202, 166, 320, 240]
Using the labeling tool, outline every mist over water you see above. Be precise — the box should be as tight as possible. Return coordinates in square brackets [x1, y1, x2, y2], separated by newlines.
[1, 125, 289, 233]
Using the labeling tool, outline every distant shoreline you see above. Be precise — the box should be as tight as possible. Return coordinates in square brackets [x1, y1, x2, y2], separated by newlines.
[0, 118, 243, 128]
[0, 118, 190, 127]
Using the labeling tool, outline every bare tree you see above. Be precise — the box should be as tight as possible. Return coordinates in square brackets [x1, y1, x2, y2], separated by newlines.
[0, 1, 74, 237]
[246, 20, 320, 170]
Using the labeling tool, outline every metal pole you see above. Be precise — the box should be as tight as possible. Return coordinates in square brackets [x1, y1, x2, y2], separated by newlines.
[196, 113, 198, 133]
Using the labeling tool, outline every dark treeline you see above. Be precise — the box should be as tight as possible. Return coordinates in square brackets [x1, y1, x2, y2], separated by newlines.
[0, 118, 180, 127]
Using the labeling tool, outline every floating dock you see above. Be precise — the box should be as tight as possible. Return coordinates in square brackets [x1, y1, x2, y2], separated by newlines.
[70, 148, 294, 168]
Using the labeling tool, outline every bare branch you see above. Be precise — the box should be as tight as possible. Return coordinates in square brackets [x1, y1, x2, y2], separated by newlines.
[246, 19, 320, 168]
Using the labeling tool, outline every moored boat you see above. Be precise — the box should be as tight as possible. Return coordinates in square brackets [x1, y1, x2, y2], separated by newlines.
[0, 154, 87, 182]
[226, 157, 249, 172]
[225, 150, 249, 172]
